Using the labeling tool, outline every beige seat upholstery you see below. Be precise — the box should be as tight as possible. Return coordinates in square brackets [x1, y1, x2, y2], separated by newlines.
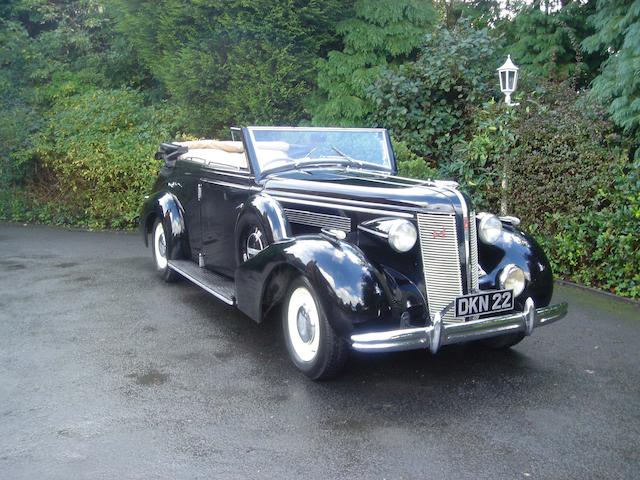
[253, 141, 291, 166]
[176, 140, 248, 169]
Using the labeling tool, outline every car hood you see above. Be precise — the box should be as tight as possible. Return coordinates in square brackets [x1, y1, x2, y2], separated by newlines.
[262, 168, 464, 215]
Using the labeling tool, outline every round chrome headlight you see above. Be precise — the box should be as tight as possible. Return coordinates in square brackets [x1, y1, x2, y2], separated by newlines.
[478, 213, 503, 244]
[499, 264, 527, 296]
[388, 220, 417, 253]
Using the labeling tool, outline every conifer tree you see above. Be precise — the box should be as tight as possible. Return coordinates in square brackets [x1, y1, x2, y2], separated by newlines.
[505, 1, 602, 86]
[583, 0, 640, 137]
[312, 0, 437, 126]
[112, 0, 351, 135]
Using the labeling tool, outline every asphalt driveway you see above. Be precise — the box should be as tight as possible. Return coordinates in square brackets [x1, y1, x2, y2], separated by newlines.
[1, 222, 638, 479]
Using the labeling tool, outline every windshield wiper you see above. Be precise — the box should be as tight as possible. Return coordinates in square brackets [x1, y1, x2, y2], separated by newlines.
[261, 148, 389, 176]
[260, 158, 351, 176]
[330, 146, 390, 172]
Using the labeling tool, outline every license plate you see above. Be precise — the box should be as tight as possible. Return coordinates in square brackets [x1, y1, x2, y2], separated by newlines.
[454, 289, 514, 318]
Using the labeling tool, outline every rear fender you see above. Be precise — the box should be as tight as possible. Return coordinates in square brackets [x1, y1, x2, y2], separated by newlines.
[140, 192, 189, 260]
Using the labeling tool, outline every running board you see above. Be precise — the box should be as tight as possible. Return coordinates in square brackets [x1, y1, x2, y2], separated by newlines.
[168, 260, 236, 305]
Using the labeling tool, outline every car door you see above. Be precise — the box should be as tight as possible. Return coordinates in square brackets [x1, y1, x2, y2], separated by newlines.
[171, 157, 205, 262]
[200, 167, 256, 278]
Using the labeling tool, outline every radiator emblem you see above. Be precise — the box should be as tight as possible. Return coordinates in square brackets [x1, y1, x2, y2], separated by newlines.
[432, 226, 447, 239]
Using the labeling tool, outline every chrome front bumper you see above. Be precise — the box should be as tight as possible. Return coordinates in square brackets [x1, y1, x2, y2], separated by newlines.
[350, 298, 568, 354]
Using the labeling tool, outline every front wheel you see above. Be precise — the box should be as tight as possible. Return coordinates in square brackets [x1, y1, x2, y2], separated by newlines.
[282, 277, 348, 380]
[152, 218, 177, 282]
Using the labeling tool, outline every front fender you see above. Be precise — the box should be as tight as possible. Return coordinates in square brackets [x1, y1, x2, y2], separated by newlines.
[140, 191, 189, 260]
[237, 192, 291, 243]
[479, 224, 554, 308]
[235, 235, 391, 336]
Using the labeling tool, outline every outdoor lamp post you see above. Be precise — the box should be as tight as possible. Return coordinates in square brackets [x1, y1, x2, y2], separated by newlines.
[497, 55, 519, 215]
[497, 55, 519, 106]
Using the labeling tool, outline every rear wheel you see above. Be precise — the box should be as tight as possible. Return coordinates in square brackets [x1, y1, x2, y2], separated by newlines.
[282, 277, 348, 380]
[152, 219, 177, 282]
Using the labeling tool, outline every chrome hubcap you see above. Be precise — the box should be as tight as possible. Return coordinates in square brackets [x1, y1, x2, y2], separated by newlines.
[287, 286, 320, 362]
[159, 233, 166, 257]
[243, 227, 265, 261]
[296, 306, 315, 344]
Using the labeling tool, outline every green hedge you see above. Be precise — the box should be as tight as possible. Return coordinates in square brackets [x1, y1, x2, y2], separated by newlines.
[451, 83, 638, 298]
[1, 89, 174, 229]
[530, 159, 640, 298]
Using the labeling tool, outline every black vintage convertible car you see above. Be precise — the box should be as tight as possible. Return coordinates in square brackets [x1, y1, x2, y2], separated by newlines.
[140, 126, 567, 379]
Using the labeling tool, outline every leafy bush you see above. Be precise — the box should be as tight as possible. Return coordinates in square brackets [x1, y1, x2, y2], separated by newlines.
[0, 103, 40, 188]
[367, 20, 501, 165]
[509, 83, 624, 223]
[392, 137, 439, 179]
[447, 82, 638, 298]
[443, 100, 516, 211]
[531, 159, 639, 298]
[14, 89, 174, 229]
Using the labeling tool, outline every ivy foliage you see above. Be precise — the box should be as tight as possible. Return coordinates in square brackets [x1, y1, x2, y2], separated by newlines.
[311, 0, 437, 126]
[509, 83, 624, 222]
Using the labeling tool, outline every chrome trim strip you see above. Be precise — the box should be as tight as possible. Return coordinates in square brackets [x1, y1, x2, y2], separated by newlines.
[269, 190, 431, 212]
[168, 262, 235, 305]
[469, 211, 479, 291]
[284, 208, 351, 231]
[350, 299, 568, 353]
[200, 178, 260, 191]
[499, 215, 521, 226]
[357, 224, 389, 238]
[271, 196, 415, 218]
[248, 126, 389, 133]
[448, 188, 472, 292]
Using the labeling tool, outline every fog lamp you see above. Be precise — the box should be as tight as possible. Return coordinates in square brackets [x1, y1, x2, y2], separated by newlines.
[499, 264, 526, 297]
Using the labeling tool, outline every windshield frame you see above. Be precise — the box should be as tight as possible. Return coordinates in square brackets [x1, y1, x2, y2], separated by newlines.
[243, 126, 397, 180]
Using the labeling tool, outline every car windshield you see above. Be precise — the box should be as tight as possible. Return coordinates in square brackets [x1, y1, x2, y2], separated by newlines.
[246, 127, 393, 174]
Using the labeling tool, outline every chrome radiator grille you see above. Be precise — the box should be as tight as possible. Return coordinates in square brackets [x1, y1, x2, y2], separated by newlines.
[469, 211, 479, 291]
[417, 213, 463, 323]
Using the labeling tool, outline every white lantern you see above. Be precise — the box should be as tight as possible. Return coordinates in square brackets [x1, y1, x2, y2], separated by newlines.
[497, 55, 519, 106]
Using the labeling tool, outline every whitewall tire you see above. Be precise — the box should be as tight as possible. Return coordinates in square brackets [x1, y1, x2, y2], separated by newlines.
[282, 277, 348, 380]
[152, 218, 177, 282]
